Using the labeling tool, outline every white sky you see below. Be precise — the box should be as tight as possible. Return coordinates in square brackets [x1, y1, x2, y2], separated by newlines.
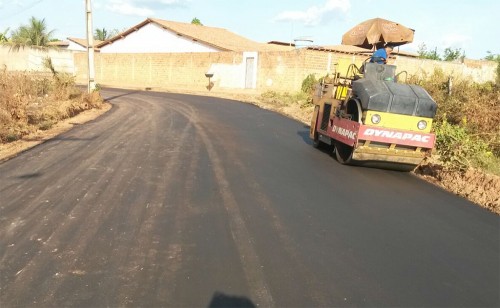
[0, 0, 498, 59]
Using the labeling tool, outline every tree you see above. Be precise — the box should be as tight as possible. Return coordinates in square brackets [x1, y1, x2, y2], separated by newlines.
[417, 43, 441, 60]
[10, 17, 55, 47]
[443, 47, 465, 62]
[484, 51, 500, 62]
[0, 28, 9, 43]
[191, 18, 203, 26]
[94, 28, 108, 41]
[94, 28, 119, 41]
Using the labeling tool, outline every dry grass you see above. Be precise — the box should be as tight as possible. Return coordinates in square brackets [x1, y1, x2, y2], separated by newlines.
[0, 71, 103, 143]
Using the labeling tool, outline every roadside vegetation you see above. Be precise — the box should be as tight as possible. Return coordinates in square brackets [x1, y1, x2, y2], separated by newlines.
[0, 66, 103, 143]
[0, 16, 104, 143]
[413, 70, 500, 175]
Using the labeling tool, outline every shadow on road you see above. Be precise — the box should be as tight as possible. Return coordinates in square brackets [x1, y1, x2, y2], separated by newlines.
[208, 292, 255, 308]
[17, 172, 43, 179]
[297, 125, 313, 145]
[103, 89, 141, 101]
[22, 135, 99, 144]
[28, 135, 101, 144]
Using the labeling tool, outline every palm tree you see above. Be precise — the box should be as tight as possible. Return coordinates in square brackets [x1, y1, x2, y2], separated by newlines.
[191, 18, 203, 26]
[94, 28, 118, 41]
[94, 28, 108, 41]
[10, 17, 55, 47]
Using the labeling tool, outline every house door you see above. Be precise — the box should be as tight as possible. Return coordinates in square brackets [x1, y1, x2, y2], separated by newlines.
[245, 57, 255, 89]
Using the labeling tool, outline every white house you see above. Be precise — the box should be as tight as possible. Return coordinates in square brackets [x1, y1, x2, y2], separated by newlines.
[96, 18, 287, 53]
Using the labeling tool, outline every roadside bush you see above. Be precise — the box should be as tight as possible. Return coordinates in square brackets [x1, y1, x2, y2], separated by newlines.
[434, 117, 500, 175]
[0, 70, 103, 143]
[94, 83, 102, 92]
[301, 74, 317, 94]
[417, 70, 500, 161]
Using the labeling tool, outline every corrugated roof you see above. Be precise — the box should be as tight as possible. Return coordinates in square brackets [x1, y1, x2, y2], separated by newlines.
[97, 18, 292, 52]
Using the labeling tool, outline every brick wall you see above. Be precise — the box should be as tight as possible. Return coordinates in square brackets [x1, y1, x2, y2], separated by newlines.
[393, 57, 496, 83]
[73, 49, 497, 93]
[75, 52, 243, 91]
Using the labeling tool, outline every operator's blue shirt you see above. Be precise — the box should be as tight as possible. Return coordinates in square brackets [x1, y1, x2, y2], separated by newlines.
[370, 48, 387, 64]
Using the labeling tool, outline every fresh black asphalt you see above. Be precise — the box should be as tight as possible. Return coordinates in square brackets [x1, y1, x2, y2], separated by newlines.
[0, 88, 498, 307]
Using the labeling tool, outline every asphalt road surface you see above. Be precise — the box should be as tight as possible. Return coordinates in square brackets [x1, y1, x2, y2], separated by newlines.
[1, 89, 499, 307]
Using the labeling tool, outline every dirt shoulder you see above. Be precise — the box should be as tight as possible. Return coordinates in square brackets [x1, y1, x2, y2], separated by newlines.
[0, 102, 112, 162]
[415, 160, 500, 214]
[1, 89, 498, 215]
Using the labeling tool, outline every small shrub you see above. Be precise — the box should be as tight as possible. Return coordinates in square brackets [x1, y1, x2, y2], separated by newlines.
[6, 133, 20, 143]
[301, 74, 317, 94]
[434, 117, 497, 173]
[39, 120, 54, 131]
[82, 91, 104, 109]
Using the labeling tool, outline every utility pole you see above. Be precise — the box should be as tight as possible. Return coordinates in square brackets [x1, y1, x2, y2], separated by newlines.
[85, 0, 96, 93]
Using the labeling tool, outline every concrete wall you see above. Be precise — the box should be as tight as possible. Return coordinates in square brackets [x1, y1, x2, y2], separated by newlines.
[0, 45, 75, 73]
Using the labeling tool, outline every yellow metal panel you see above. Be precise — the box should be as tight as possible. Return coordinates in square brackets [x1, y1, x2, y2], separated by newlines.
[336, 57, 364, 77]
[352, 152, 423, 166]
[364, 111, 433, 133]
[336, 58, 353, 76]
[335, 86, 348, 100]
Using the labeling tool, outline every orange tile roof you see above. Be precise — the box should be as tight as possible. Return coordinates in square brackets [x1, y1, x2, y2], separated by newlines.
[47, 40, 69, 47]
[97, 18, 292, 52]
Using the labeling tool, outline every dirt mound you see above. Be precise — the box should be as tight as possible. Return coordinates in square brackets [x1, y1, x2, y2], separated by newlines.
[416, 161, 500, 214]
